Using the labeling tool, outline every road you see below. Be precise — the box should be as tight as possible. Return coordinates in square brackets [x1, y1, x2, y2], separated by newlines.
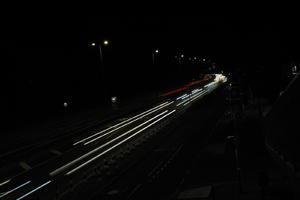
[0, 74, 226, 200]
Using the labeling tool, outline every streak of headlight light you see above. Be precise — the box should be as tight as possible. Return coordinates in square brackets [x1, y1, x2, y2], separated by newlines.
[0, 181, 31, 198]
[84, 109, 170, 145]
[0, 179, 10, 187]
[66, 110, 177, 175]
[181, 94, 190, 100]
[15, 181, 51, 200]
[73, 101, 171, 145]
[176, 91, 206, 106]
[81, 101, 174, 145]
[176, 94, 188, 100]
[205, 82, 214, 87]
[183, 91, 207, 106]
[192, 89, 202, 94]
[50, 110, 169, 177]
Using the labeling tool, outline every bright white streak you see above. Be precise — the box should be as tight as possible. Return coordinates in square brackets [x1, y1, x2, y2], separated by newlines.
[50, 110, 169, 177]
[15, 181, 51, 200]
[176, 90, 206, 107]
[183, 91, 207, 106]
[82, 102, 174, 145]
[66, 110, 176, 175]
[0, 179, 10, 187]
[176, 94, 188, 100]
[0, 181, 31, 198]
[73, 101, 170, 145]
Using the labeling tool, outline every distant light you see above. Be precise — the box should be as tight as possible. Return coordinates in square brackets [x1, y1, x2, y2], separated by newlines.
[103, 40, 109, 45]
[111, 96, 117, 103]
[194, 57, 197, 60]
[181, 54, 184, 58]
[63, 102, 68, 108]
[91, 42, 96, 46]
[155, 49, 159, 53]
[203, 58, 206, 61]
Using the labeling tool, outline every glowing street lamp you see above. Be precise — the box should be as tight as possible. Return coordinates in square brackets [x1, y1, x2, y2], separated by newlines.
[103, 40, 109, 46]
[152, 49, 160, 65]
[90, 40, 110, 100]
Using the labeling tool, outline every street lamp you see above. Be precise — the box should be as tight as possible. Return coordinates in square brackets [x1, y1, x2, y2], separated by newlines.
[103, 40, 109, 46]
[91, 40, 110, 65]
[91, 40, 110, 100]
[152, 49, 159, 65]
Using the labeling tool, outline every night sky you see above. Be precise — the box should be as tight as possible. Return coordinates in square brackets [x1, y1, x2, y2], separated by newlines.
[1, 15, 299, 129]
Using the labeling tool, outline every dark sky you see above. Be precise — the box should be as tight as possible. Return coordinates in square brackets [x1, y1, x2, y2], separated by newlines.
[1, 14, 299, 127]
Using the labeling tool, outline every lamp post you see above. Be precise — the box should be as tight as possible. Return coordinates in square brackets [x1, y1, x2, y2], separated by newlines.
[152, 49, 159, 65]
[91, 40, 109, 66]
[91, 40, 110, 102]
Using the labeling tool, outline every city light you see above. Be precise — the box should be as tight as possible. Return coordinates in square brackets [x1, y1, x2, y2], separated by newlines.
[155, 49, 159, 53]
[91, 42, 96, 46]
[103, 40, 109, 45]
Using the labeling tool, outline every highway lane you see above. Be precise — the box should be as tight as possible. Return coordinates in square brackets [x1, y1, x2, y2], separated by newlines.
[0, 75, 226, 200]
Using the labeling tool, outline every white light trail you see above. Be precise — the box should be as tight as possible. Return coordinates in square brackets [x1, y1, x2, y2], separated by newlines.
[81, 101, 174, 145]
[183, 91, 207, 106]
[15, 181, 51, 200]
[176, 94, 188, 100]
[73, 101, 171, 145]
[0, 181, 31, 199]
[0, 179, 10, 187]
[50, 110, 170, 177]
[66, 110, 177, 175]
[176, 90, 206, 107]
[84, 110, 169, 145]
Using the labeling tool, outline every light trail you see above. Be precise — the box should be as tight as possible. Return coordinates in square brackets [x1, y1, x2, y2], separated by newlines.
[176, 90, 206, 107]
[0, 179, 11, 187]
[176, 94, 188, 100]
[82, 101, 174, 145]
[66, 110, 177, 175]
[15, 181, 51, 200]
[0, 181, 31, 199]
[73, 101, 171, 145]
[183, 91, 207, 106]
[50, 110, 170, 177]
